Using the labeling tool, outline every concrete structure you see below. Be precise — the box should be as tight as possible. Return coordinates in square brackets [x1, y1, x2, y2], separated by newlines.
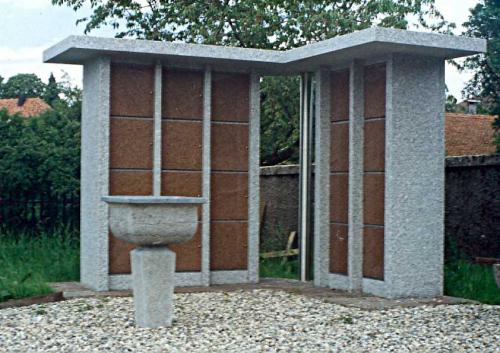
[131, 247, 176, 327]
[102, 196, 204, 327]
[45, 27, 486, 298]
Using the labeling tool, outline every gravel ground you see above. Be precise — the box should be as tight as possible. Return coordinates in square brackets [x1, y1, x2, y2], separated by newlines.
[0, 289, 498, 353]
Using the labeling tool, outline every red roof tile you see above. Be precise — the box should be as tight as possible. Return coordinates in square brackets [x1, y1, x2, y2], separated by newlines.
[0, 98, 52, 117]
[445, 113, 497, 156]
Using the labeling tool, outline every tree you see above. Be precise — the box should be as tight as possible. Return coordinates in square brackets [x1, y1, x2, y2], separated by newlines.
[460, 0, 500, 152]
[0, 107, 81, 229]
[446, 94, 459, 113]
[0, 74, 46, 99]
[53, 0, 452, 164]
[44, 73, 60, 106]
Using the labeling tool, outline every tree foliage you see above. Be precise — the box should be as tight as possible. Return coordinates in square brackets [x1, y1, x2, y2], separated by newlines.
[0, 74, 46, 99]
[44, 73, 60, 106]
[460, 0, 500, 152]
[52, 0, 451, 47]
[0, 107, 81, 229]
[0, 72, 82, 229]
[53, 0, 451, 164]
[0, 72, 82, 120]
[0, 108, 80, 198]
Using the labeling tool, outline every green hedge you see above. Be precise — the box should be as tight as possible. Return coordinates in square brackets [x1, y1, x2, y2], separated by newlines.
[0, 108, 80, 230]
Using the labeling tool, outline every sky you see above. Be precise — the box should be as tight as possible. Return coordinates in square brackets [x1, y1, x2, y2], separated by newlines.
[0, 0, 481, 99]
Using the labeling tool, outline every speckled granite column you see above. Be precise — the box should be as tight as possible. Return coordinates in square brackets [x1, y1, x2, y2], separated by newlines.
[248, 72, 261, 283]
[347, 60, 364, 292]
[80, 57, 110, 291]
[313, 68, 331, 287]
[383, 54, 445, 298]
[201, 67, 212, 286]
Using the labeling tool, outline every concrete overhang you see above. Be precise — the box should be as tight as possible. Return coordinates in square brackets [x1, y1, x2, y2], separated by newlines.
[44, 27, 486, 74]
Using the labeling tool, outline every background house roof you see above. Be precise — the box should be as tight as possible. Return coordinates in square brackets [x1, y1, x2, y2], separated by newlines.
[445, 113, 497, 156]
[0, 98, 52, 118]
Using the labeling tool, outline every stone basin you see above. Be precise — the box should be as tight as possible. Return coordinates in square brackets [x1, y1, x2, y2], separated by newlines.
[102, 195, 205, 328]
[102, 196, 205, 246]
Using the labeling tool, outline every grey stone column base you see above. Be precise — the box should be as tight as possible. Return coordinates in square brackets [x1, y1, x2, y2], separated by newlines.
[131, 247, 176, 328]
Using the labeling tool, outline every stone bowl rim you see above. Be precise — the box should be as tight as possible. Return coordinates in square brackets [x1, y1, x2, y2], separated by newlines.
[101, 196, 206, 204]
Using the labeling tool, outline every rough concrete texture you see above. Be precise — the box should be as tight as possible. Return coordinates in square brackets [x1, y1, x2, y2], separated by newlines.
[201, 68, 212, 286]
[80, 57, 110, 291]
[44, 28, 486, 72]
[347, 60, 365, 292]
[131, 247, 176, 327]
[105, 201, 200, 245]
[313, 68, 331, 287]
[248, 73, 261, 283]
[153, 63, 162, 196]
[383, 54, 445, 298]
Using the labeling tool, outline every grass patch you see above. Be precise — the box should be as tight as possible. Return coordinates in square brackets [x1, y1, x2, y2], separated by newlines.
[260, 258, 299, 280]
[0, 227, 79, 302]
[444, 259, 500, 305]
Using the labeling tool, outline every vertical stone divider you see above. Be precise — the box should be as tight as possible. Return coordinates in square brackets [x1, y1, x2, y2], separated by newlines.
[384, 54, 445, 298]
[201, 67, 212, 286]
[81, 57, 111, 291]
[153, 62, 162, 196]
[313, 68, 331, 287]
[347, 60, 364, 292]
[248, 72, 260, 283]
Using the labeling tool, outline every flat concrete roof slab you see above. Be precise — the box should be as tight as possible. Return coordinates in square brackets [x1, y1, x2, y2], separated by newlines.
[44, 27, 486, 73]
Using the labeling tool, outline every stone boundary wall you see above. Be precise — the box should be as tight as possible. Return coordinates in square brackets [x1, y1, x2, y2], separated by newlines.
[445, 154, 500, 259]
[260, 154, 500, 259]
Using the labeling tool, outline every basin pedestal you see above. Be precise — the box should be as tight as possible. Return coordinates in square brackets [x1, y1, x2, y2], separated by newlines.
[131, 246, 176, 327]
[102, 196, 205, 328]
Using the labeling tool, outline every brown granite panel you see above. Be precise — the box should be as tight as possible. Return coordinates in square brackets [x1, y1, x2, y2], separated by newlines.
[161, 171, 203, 218]
[210, 222, 248, 270]
[330, 174, 349, 224]
[110, 118, 153, 169]
[162, 69, 203, 120]
[364, 64, 386, 119]
[330, 70, 350, 121]
[211, 123, 249, 171]
[161, 171, 202, 197]
[329, 223, 348, 274]
[211, 172, 248, 220]
[363, 174, 385, 225]
[364, 119, 385, 172]
[109, 233, 136, 274]
[162, 120, 202, 170]
[212, 73, 249, 122]
[170, 228, 202, 272]
[330, 122, 349, 172]
[109, 171, 153, 196]
[110, 64, 154, 118]
[363, 227, 384, 279]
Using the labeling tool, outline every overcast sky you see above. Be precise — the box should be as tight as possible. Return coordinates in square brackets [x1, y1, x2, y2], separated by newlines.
[0, 0, 481, 99]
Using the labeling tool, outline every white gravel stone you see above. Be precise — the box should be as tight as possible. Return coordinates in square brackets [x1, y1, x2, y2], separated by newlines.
[0, 290, 498, 352]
